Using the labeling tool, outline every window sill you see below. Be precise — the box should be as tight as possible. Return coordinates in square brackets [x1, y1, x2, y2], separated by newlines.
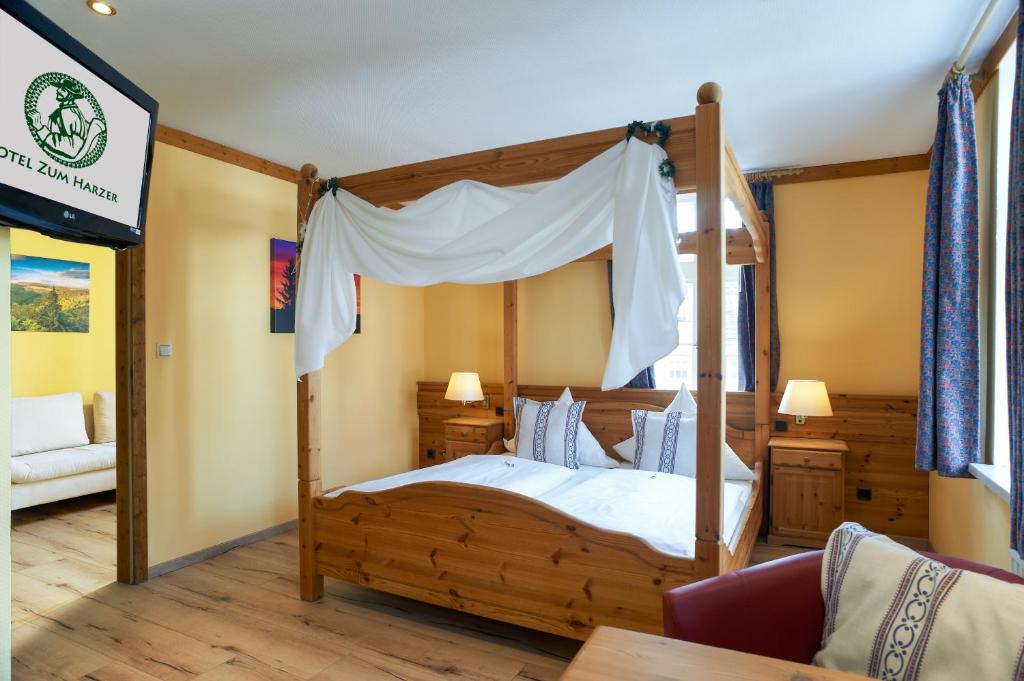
[968, 463, 1011, 504]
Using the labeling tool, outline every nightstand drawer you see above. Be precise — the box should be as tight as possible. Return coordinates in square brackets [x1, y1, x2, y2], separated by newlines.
[445, 425, 492, 444]
[447, 440, 486, 459]
[773, 448, 842, 470]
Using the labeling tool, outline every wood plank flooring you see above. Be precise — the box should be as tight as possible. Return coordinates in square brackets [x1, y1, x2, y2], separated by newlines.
[12, 494, 808, 680]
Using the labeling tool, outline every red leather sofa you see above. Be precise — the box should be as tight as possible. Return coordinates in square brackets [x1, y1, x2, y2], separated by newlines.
[662, 550, 1024, 664]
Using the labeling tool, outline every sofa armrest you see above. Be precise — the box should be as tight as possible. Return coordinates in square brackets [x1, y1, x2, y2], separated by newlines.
[662, 550, 826, 664]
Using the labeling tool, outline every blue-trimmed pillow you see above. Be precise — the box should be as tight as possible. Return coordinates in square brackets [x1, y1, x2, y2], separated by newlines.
[630, 409, 754, 480]
[512, 396, 586, 469]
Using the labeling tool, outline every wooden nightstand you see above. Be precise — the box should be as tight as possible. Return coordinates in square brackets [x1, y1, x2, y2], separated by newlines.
[767, 436, 848, 548]
[438, 417, 503, 466]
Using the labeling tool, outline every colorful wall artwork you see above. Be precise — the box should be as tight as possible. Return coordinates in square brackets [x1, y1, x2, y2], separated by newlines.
[271, 238, 361, 334]
[11, 254, 90, 332]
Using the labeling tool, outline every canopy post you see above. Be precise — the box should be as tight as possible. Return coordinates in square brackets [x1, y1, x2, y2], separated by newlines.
[754, 210, 772, 528]
[694, 82, 725, 577]
[296, 162, 324, 602]
[503, 281, 518, 438]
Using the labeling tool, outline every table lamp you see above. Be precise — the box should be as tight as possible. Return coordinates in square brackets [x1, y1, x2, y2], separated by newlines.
[778, 380, 832, 425]
[445, 372, 488, 408]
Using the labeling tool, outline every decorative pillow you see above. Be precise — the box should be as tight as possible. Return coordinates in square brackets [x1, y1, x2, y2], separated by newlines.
[12, 392, 90, 456]
[93, 391, 116, 443]
[629, 409, 754, 480]
[814, 522, 1024, 681]
[512, 396, 586, 469]
[507, 388, 618, 468]
[613, 383, 697, 462]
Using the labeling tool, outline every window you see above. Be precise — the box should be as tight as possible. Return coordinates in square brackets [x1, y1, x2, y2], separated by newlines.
[653, 194, 743, 392]
[989, 44, 1015, 471]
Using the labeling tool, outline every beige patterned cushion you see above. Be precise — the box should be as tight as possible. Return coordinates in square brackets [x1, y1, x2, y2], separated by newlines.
[815, 523, 1024, 680]
[93, 391, 116, 443]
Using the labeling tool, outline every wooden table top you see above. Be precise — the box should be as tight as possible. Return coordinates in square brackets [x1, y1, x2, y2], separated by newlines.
[560, 627, 870, 681]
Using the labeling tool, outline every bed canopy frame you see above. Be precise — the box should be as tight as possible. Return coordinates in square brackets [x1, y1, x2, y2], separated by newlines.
[293, 82, 772, 636]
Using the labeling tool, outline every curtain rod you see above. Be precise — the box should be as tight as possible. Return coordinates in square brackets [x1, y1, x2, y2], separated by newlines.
[951, 0, 1002, 76]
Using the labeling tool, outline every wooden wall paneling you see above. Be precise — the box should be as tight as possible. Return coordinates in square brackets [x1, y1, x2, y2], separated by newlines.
[770, 393, 927, 539]
[115, 246, 147, 584]
[417, 382, 504, 469]
[296, 163, 324, 601]
[155, 125, 299, 184]
[694, 87, 725, 576]
[503, 281, 518, 438]
[333, 117, 698, 207]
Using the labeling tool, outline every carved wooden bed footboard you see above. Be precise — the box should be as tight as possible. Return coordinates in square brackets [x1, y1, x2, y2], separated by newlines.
[314, 482, 701, 639]
[312, 468, 762, 640]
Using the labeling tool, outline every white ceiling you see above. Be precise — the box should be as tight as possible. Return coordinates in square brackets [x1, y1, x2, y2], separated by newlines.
[26, 0, 1017, 177]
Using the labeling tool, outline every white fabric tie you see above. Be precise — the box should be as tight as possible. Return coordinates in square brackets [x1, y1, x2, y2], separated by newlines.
[295, 138, 684, 390]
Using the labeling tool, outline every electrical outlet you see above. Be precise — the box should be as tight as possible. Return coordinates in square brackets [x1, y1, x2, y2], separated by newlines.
[426, 449, 436, 460]
[857, 487, 872, 501]
[495, 406, 504, 416]
[774, 419, 788, 432]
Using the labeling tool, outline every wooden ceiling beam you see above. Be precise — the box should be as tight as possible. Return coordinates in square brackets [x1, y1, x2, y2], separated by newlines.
[155, 125, 299, 183]
[333, 116, 698, 206]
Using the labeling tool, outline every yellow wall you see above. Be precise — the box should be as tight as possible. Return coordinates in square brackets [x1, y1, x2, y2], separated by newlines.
[145, 142, 424, 566]
[930, 472, 1010, 569]
[422, 262, 611, 387]
[773, 172, 927, 396]
[10, 229, 115, 438]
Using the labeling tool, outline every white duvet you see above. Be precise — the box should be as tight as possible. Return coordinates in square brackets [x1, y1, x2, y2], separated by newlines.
[328, 454, 574, 499]
[327, 455, 752, 558]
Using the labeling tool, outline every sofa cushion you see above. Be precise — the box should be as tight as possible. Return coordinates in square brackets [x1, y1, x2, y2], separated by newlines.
[10, 443, 115, 483]
[815, 522, 1024, 680]
[93, 391, 116, 443]
[12, 393, 90, 456]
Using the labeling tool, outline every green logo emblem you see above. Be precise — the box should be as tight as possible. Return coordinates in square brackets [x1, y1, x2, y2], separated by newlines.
[24, 72, 107, 168]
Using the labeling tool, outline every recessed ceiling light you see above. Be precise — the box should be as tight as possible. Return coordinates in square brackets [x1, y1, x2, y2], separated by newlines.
[85, 1, 117, 16]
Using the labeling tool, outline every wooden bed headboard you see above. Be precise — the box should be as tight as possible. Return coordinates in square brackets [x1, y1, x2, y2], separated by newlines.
[516, 384, 760, 468]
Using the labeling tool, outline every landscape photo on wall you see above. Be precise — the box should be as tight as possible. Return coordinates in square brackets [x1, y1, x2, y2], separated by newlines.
[11, 254, 90, 332]
[270, 238, 360, 333]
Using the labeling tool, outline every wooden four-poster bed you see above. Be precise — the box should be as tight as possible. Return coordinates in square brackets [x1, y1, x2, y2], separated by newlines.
[294, 82, 772, 640]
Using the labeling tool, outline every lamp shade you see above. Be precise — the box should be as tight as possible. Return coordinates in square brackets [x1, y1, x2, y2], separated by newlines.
[778, 380, 833, 417]
[445, 372, 484, 402]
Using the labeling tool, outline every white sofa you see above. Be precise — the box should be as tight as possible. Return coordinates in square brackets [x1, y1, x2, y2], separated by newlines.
[11, 392, 116, 511]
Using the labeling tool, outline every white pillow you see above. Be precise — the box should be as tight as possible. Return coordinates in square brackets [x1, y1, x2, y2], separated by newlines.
[93, 391, 116, 443]
[507, 388, 619, 468]
[512, 396, 586, 469]
[630, 409, 755, 481]
[613, 383, 697, 462]
[12, 392, 90, 456]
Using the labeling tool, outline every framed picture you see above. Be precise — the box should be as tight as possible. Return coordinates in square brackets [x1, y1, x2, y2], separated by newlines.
[11, 254, 90, 332]
[271, 238, 361, 334]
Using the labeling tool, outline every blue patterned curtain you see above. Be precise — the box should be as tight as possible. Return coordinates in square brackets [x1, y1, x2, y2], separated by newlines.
[1006, 5, 1024, 562]
[738, 182, 779, 392]
[607, 261, 655, 388]
[916, 73, 980, 477]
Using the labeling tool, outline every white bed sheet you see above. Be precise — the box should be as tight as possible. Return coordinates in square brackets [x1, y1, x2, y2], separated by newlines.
[324, 454, 575, 499]
[537, 468, 751, 558]
[324, 455, 752, 558]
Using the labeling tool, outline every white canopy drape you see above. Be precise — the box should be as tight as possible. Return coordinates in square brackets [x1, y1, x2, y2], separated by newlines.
[295, 138, 685, 390]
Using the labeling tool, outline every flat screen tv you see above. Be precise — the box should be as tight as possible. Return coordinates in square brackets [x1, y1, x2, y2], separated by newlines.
[0, 0, 157, 249]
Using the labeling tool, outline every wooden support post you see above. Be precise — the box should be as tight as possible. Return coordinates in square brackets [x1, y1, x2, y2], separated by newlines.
[115, 246, 147, 585]
[503, 280, 518, 438]
[754, 211, 772, 532]
[296, 163, 324, 601]
[694, 83, 725, 577]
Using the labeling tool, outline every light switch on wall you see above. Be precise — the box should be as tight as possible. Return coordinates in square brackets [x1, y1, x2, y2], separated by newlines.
[156, 343, 173, 358]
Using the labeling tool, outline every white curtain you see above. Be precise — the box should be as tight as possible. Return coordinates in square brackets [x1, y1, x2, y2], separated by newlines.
[295, 138, 684, 390]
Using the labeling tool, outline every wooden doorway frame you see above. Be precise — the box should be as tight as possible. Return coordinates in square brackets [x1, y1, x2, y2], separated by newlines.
[115, 247, 147, 584]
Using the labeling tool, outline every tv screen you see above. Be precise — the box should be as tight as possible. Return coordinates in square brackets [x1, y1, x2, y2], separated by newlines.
[0, 0, 157, 249]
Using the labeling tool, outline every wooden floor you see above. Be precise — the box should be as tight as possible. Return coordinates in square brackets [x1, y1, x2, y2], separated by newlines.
[11, 494, 807, 680]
